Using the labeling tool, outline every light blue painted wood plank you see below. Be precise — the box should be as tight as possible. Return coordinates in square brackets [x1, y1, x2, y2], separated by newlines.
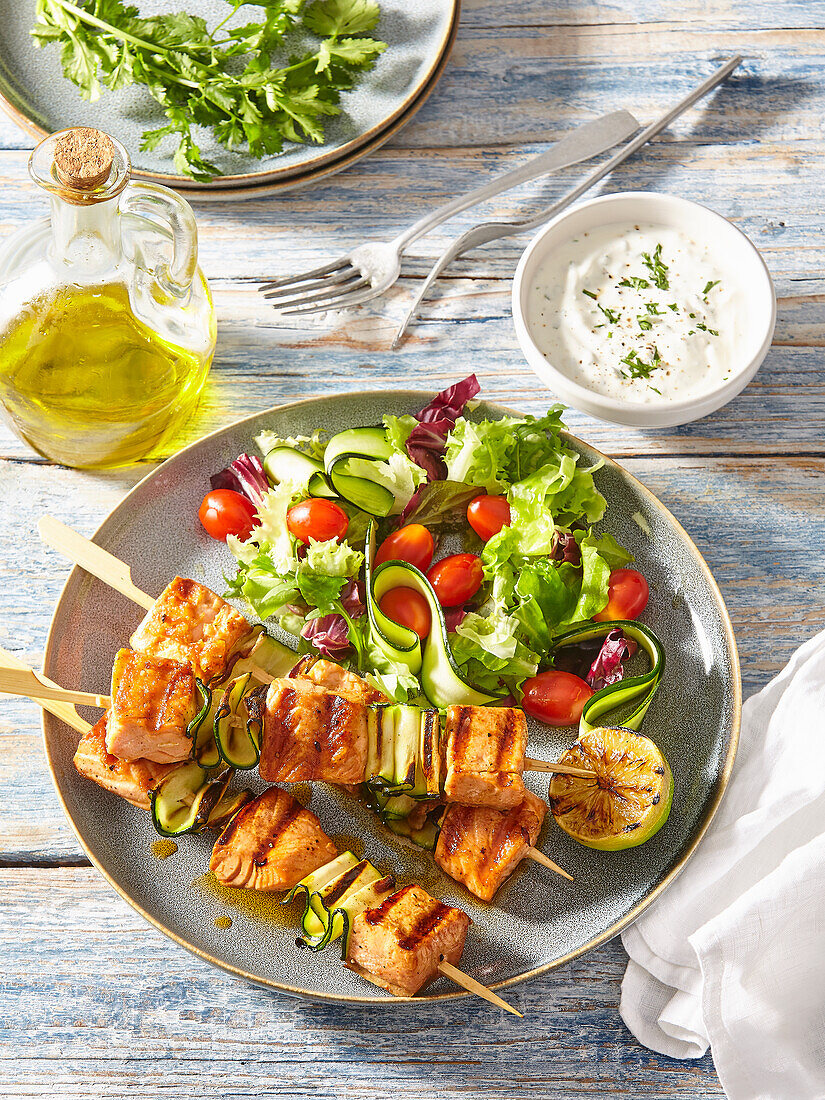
[0, 867, 722, 1098]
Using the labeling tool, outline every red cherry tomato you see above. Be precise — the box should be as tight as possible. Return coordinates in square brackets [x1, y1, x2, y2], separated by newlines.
[198, 489, 257, 542]
[378, 587, 432, 640]
[426, 553, 483, 608]
[375, 523, 435, 572]
[286, 498, 349, 544]
[467, 494, 511, 541]
[521, 670, 594, 728]
[593, 568, 650, 622]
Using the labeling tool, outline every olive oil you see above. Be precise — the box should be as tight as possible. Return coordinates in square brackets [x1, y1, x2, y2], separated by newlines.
[194, 871, 306, 929]
[0, 282, 212, 467]
[151, 838, 178, 860]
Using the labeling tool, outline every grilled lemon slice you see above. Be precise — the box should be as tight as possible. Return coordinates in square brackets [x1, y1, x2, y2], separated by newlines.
[548, 726, 673, 851]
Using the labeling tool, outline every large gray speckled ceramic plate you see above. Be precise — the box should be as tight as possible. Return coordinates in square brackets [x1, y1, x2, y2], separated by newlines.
[0, 0, 457, 194]
[42, 391, 741, 1005]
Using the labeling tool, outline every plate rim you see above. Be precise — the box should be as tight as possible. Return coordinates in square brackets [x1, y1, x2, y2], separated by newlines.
[41, 389, 742, 1006]
[0, 0, 459, 192]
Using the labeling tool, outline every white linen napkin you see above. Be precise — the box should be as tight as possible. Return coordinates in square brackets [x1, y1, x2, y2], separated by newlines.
[620, 626, 825, 1099]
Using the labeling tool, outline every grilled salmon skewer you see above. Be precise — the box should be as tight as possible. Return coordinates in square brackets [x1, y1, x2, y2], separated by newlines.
[209, 789, 519, 1014]
[281, 660, 574, 894]
[251, 676, 594, 805]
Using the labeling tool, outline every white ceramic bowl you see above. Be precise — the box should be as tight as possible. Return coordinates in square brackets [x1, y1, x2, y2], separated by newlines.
[511, 192, 776, 428]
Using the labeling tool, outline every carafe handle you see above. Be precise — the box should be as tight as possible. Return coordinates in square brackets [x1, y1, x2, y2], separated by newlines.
[120, 181, 199, 298]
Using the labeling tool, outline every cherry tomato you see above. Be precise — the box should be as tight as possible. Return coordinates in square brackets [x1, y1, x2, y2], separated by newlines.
[375, 523, 435, 572]
[378, 587, 432, 640]
[287, 498, 349, 544]
[426, 553, 483, 608]
[198, 489, 257, 542]
[467, 494, 511, 541]
[521, 670, 593, 728]
[593, 568, 650, 622]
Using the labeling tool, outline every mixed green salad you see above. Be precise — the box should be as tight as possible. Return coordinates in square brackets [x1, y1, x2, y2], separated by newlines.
[199, 376, 658, 721]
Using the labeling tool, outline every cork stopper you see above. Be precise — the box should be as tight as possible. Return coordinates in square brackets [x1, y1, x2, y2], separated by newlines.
[53, 128, 115, 190]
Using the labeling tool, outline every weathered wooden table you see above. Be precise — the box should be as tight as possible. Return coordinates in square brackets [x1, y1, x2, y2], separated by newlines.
[2, 1, 824, 1095]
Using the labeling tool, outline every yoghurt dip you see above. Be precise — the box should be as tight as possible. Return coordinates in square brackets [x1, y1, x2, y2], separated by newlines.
[526, 223, 744, 404]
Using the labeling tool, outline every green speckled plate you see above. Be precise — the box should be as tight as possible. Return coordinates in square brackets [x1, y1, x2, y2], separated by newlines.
[41, 391, 741, 1005]
[0, 0, 458, 194]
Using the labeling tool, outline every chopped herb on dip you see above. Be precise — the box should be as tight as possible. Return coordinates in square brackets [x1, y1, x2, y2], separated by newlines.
[526, 224, 736, 404]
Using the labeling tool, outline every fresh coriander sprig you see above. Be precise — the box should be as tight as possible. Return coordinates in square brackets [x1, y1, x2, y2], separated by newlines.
[31, 0, 388, 181]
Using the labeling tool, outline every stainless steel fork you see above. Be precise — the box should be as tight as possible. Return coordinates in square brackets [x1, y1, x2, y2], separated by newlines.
[258, 110, 641, 316]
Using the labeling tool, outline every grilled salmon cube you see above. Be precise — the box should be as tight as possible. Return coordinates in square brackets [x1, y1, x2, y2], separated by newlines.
[434, 790, 547, 902]
[106, 648, 196, 764]
[295, 658, 387, 704]
[346, 883, 470, 997]
[443, 705, 528, 808]
[209, 787, 337, 892]
[130, 576, 252, 683]
[258, 680, 368, 784]
[73, 714, 174, 810]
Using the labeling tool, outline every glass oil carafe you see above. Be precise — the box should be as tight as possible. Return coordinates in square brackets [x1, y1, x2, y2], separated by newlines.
[0, 127, 216, 467]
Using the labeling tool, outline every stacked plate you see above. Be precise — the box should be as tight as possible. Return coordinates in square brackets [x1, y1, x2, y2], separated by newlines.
[0, 0, 459, 200]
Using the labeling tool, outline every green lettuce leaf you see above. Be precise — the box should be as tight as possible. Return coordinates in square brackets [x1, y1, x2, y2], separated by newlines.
[443, 407, 567, 491]
[450, 608, 540, 694]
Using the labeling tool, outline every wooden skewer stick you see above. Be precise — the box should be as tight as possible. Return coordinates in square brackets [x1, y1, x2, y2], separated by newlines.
[437, 958, 523, 1017]
[38, 515, 155, 611]
[0, 646, 92, 736]
[525, 847, 574, 883]
[524, 757, 597, 779]
[0, 666, 110, 710]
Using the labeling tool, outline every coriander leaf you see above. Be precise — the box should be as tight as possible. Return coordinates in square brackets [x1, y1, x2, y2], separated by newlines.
[304, 0, 381, 36]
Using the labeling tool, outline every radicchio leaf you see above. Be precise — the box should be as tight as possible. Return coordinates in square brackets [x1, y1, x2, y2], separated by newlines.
[301, 614, 351, 658]
[444, 607, 466, 632]
[210, 453, 269, 507]
[340, 577, 365, 618]
[406, 374, 481, 481]
[587, 629, 638, 691]
[550, 529, 581, 566]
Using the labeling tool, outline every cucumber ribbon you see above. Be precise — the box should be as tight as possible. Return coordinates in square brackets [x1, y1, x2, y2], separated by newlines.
[283, 853, 397, 955]
[364, 521, 502, 708]
[547, 619, 665, 735]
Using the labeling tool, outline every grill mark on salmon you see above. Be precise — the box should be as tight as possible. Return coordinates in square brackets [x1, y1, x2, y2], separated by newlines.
[364, 884, 411, 926]
[451, 707, 472, 763]
[249, 797, 303, 866]
[494, 710, 517, 772]
[396, 901, 452, 951]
